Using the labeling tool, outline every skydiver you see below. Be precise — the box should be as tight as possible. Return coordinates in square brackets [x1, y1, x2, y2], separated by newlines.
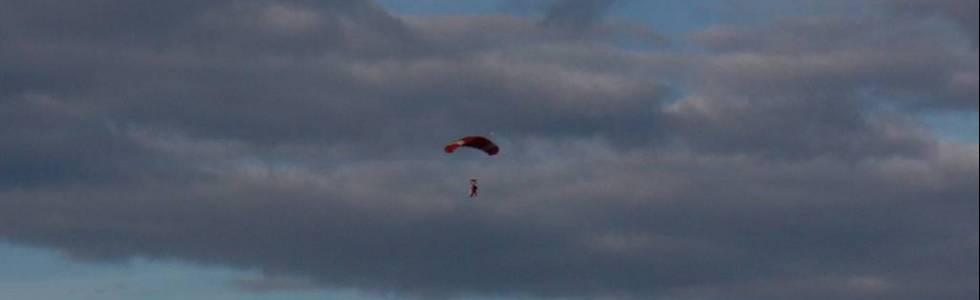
[469, 179, 478, 198]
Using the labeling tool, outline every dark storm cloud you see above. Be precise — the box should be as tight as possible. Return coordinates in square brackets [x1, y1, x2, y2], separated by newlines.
[1, 0, 977, 300]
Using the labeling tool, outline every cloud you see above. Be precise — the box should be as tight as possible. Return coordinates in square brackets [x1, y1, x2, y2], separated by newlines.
[235, 276, 319, 292]
[1, 0, 977, 299]
[2, 139, 975, 299]
[539, 0, 619, 32]
[691, 15, 977, 110]
[675, 9, 977, 159]
[256, 4, 325, 35]
[879, 0, 979, 44]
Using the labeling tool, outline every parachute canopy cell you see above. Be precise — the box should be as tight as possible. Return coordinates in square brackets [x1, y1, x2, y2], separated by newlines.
[445, 136, 499, 156]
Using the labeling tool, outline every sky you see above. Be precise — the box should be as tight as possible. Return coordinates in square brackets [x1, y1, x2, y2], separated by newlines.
[0, 0, 977, 300]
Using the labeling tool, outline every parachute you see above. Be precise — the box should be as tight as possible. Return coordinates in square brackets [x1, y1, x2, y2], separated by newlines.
[444, 136, 499, 156]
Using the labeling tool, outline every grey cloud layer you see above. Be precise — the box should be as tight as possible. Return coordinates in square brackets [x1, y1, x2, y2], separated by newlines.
[1, 0, 977, 299]
[675, 2, 977, 159]
[881, 0, 979, 44]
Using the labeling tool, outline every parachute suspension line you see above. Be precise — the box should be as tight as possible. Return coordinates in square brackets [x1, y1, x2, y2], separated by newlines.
[444, 136, 498, 198]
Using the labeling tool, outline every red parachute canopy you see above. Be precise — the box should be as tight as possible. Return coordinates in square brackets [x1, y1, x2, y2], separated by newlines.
[445, 136, 499, 156]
